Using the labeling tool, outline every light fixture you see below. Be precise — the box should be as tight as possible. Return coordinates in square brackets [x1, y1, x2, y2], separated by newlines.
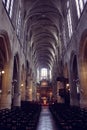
[66, 83, 69, 87]
[0, 70, 5, 75]
[29, 88, 32, 92]
[21, 83, 23, 87]
[1, 70, 5, 74]
[0, 90, 2, 93]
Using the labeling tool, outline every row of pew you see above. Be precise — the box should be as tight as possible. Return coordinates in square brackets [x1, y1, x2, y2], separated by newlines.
[49, 103, 87, 130]
[0, 101, 41, 130]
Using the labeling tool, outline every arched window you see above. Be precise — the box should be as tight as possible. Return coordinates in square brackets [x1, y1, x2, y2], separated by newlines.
[41, 68, 47, 79]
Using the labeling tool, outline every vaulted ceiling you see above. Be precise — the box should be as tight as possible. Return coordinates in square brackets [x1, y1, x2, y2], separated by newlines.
[24, 0, 63, 69]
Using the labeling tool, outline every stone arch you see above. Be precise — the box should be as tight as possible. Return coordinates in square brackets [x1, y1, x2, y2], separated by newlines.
[78, 29, 87, 107]
[12, 53, 20, 107]
[0, 30, 11, 62]
[70, 51, 80, 106]
[0, 30, 12, 109]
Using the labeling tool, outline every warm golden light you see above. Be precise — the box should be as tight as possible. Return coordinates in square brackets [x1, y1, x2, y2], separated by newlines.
[21, 83, 23, 87]
[66, 83, 70, 91]
[1, 70, 5, 74]
[68, 88, 70, 91]
[43, 99, 46, 105]
[41, 81, 47, 86]
[0, 90, 2, 93]
[37, 93, 40, 96]
[50, 92, 52, 95]
[29, 88, 32, 92]
[66, 83, 69, 87]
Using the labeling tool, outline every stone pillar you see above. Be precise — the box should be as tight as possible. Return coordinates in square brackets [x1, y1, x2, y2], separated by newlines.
[79, 79, 87, 108]
[26, 76, 33, 101]
[70, 80, 80, 106]
[32, 82, 36, 101]
[0, 61, 13, 109]
[13, 93, 21, 107]
[21, 82, 26, 101]
[52, 83, 57, 102]
[80, 93, 87, 108]
[57, 81, 64, 103]
[36, 92, 40, 102]
[12, 69, 21, 107]
[21, 69, 26, 101]
[68, 64, 80, 106]
[29, 78, 33, 101]
[78, 58, 87, 108]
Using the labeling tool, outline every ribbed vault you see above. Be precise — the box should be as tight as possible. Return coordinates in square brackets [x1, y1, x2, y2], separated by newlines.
[24, 0, 62, 69]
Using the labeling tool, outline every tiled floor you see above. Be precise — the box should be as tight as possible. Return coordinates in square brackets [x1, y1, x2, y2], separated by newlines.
[36, 106, 59, 130]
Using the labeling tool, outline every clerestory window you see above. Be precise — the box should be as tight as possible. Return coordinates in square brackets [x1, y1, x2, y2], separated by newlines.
[67, 0, 73, 38]
[2, 0, 14, 18]
[41, 68, 47, 79]
[75, 0, 87, 18]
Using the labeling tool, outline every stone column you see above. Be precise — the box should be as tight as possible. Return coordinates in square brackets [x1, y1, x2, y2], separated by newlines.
[29, 78, 33, 101]
[13, 92, 21, 107]
[12, 68, 21, 107]
[26, 76, 33, 101]
[57, 81, 64, 103]
[32, 82, 36, 101]
[21, 82, 26, 101]
[79, 78, 87, 108]
[78, 57, 87, 107]
[0, 60, 13, 109]
[70, 79, 80, 106]
[21, 69, 26, 101]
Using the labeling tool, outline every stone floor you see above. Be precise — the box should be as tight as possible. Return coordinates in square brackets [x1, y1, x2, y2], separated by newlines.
[36, 106, 59, 130]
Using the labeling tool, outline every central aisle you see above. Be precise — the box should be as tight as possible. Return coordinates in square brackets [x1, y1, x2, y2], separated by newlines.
[36, 106, 59, 130]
